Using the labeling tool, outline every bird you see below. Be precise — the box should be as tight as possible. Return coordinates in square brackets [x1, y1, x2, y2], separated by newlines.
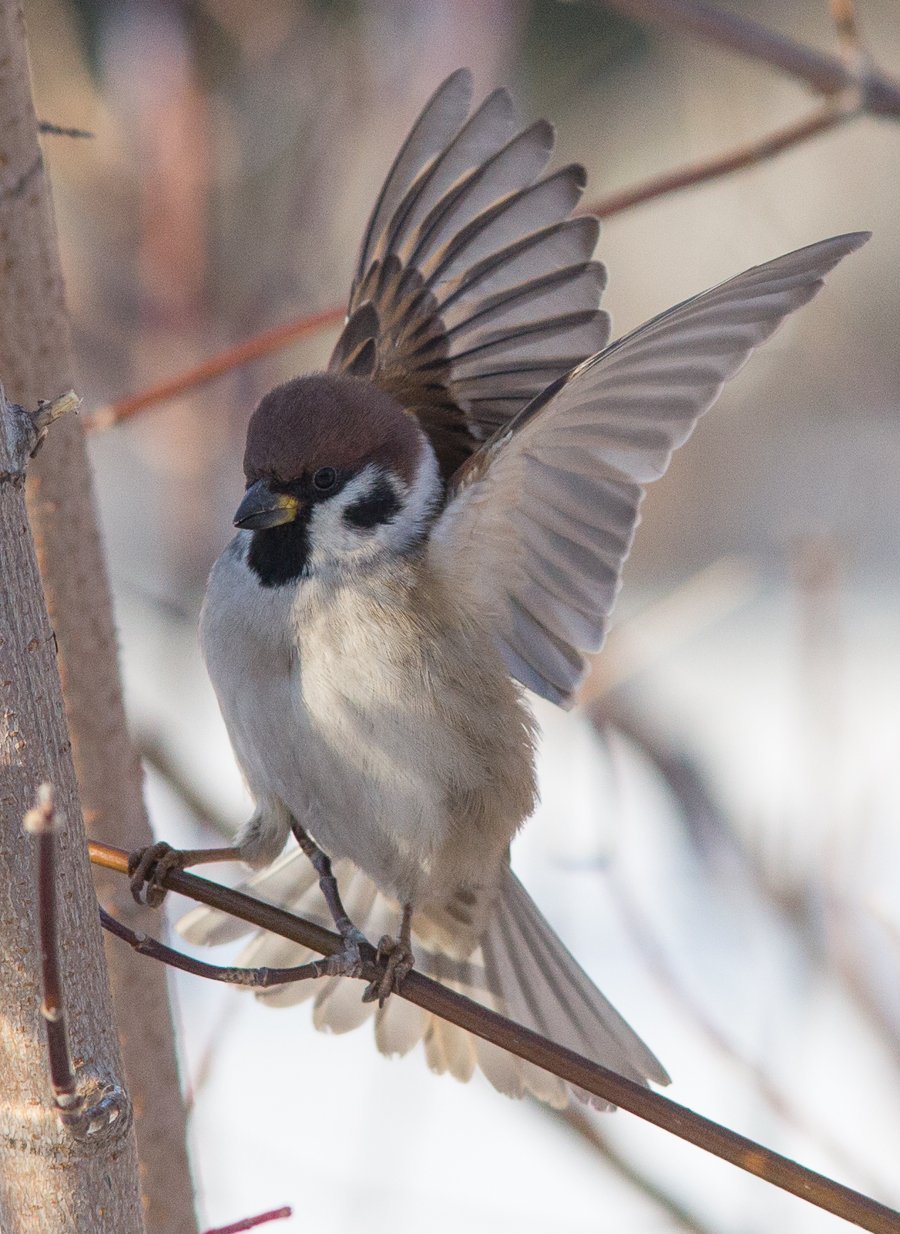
[134, 68, 869, 1109]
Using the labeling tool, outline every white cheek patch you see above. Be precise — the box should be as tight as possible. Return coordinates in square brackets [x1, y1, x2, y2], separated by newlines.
[306, 439, 442, 572]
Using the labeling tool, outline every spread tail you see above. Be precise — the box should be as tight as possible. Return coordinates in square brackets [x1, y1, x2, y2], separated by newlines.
[178, 851, 668, 1107]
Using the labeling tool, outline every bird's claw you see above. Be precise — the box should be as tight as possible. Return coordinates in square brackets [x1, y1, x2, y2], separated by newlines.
[323, 929, 370, 980]
[128, 841, 185, 907]
[362, 934, 415, 1006]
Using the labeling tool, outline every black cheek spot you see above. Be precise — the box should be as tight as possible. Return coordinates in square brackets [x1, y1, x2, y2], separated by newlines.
[343, 477, 401, 530]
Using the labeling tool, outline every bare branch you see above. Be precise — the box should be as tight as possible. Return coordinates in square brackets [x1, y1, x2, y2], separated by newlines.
[23, 784, 77, 1113]
[596, 0, 900, 117]
[90, 840, 900, 1234]
[22, 786, 131, 1144]
[0, 386, 79, 474]
[99, 905, 372, 988]
[37, 120, 94, 140]
[202, 1209, 292, 1234]
[831, 0, 862, 58]
[85, 305, 345, 431]
[584, 101, 853, 218]
[82, 0, 900, 435]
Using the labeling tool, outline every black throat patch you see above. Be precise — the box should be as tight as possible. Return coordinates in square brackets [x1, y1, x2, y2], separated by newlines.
[247, 509, 312, 587]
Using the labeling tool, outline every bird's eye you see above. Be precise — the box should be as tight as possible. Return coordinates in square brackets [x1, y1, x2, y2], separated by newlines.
[312, 467, 338, 492]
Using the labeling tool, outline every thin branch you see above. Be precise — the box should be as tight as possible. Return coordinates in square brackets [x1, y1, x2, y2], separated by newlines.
[584, 101, 853, 218]
[23, 789, 130, 1142]
[38, 120, 94, 140]
[202, 1209, 292, 1234]
[831, 0, 862, 59]
[86, 305, 345, 431]
[90, 840, 900, 1234]
[597, 0, 900, 117]
[82, 99, 850, 436]
[23, 784, 78, 1113]
[98, 905, 372, 988]
[81, 102, 846, 437]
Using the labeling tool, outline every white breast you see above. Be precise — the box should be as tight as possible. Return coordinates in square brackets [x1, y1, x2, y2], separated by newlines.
[201, 534, 536, 908]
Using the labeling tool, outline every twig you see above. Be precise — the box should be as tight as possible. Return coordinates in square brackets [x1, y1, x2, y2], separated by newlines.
[832, 0, 861, 59]
[584, 101, 853, 218]
[99, 905, 374, 988]
[595, 0, 900, 117]
[0, 386, 79, 472]
[202, 1209, 292, 1234]
[24, 789, 130, 1142]
[89, 840, 900, 1234]
[82, 95, 852, 436]
[23, 785, 78, 1114]
[86, 305, 345, 431]
[38, 120, 94, 139]
[83, 0, 900, 436]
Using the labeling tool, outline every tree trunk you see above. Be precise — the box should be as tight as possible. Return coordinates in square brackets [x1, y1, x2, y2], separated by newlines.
[0, 4, 197, 1231]
[0, 392, 146, 1229]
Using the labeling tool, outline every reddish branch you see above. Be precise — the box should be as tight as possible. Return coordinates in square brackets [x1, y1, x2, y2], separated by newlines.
[90, 840, 900, 1234]
[585, 102, 852, 218]
[23, 784, 78, 1115]
[83, 104, 850, 435]
[87, 305, 344, 431]
[202, 1208, 292, 1234]
[599, 0, 900, 116]
[84, 0, 899, 434]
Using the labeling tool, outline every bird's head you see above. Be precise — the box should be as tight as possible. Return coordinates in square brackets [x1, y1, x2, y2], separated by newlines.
[236, 373, 441, 585]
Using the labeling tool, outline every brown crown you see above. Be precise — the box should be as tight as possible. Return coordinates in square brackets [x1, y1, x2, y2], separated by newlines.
[243, 373, 423, 487]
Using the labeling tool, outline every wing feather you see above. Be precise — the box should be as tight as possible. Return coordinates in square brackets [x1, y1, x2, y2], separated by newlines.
[330, 73, 609, 478]
[432, 233, 869, 705]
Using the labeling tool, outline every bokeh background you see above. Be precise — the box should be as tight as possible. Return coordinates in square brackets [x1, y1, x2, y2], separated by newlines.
[24, 1, 900, 1230]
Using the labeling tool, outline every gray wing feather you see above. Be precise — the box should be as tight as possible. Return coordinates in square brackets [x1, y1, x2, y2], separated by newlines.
[433, 233, 869, 706]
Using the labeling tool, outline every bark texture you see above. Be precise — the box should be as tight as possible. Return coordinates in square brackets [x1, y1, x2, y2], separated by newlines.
[0, 397, 145, 1229]
[0, 4, 196, 1230]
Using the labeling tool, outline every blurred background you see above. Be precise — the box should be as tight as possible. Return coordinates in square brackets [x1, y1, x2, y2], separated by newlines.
[25, 0, 900, 1230]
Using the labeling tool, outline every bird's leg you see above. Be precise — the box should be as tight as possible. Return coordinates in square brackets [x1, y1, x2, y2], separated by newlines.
[128, 842, 243, 907]
[289, 820, 369, 978]
[363, 901, 415, 1007]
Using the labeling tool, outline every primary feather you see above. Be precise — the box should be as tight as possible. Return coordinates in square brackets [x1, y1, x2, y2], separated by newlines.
[434, 232, 870, 705]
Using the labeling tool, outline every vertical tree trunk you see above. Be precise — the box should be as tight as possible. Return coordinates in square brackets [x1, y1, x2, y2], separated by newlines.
[0, 395, 146, 1228]
[0, 4, 197, 1231]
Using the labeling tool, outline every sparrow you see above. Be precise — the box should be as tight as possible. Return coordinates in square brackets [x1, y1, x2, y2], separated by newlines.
[138, 69, 868, 1108]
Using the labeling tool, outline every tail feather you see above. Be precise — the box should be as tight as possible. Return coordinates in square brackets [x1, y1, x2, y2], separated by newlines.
[176, 850, 667, 1106]
[375, 995, 428, 1058]
[497, 868, 670, 1086]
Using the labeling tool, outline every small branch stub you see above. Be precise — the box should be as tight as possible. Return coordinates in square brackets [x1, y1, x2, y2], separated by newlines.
[0, 385, 80, 476]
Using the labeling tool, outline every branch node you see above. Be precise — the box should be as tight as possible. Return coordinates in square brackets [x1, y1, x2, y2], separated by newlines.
[59, 1067, 133, 1144]
[0, 384, 80, 470]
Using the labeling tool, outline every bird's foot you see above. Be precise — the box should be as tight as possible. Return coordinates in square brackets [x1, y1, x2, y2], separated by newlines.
[127, 841, 242, 907]
[128, 842, 188, 907]
[323, 925, 372, 980]
[362, 934, 415, 1007]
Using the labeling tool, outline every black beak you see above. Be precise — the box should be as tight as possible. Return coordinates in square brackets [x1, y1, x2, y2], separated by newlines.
[234, 480, 302, 530]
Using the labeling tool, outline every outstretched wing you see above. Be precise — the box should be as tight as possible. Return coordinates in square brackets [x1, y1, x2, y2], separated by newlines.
[431, 233, 870, 706]
[329, 69, 610, 479]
